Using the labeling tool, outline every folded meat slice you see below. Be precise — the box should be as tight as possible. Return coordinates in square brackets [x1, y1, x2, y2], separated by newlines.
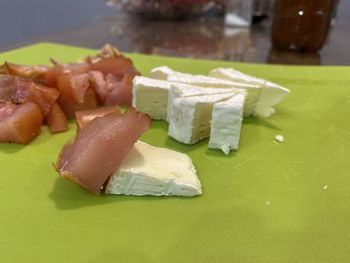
[0, 102, 43, 144]
[75, 106, 121, 131]
[55, 108, 152, 194]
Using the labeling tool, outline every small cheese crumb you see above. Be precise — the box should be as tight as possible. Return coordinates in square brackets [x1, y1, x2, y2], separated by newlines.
[274, 135, 284, 143]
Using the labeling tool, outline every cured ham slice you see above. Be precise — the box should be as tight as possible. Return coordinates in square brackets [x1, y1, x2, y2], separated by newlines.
[89, 72, 136, 106]
[104, 74, 134, 106]
[40, 63, 91, 87]
[55, 108, 151, 193]
[90, 57, 139, 79]
[57, 88, 98, 119]
[0, 75, 59, 116]
[88, 71, 107, 103]
[0, 75, 14, 101]
[0, 62, 49, 79]
[56, 73, 90, 103]
[0, 102, 43, 144]
[75, 106, 121, 131]
[45, 103, 68, 133]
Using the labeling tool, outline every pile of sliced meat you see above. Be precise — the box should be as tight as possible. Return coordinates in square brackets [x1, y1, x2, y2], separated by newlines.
[0, 45, 139, 144]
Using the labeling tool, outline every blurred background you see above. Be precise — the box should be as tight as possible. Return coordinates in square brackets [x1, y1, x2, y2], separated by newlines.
[0, 0, 349, 65]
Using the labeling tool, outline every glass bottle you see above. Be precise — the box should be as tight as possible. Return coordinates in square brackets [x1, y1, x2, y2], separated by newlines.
[271, 0, 335, 52]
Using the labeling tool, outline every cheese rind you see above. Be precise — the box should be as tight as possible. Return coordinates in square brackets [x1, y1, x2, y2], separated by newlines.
[168, 84, 239, 144]
[209, 93, 246, 154]
[132, 76, 172, 120]
[106, 141, 201, 196]
[209, 68, 290, 118]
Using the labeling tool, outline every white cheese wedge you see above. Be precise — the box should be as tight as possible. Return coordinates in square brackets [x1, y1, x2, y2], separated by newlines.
[150, 66, 261, 117]
[106, 141, 201, 196]
[168, 84, 240, 144]
[209, 93, 246, 154]
[209, 68, 290, 118]
[132, 76, 172, 120]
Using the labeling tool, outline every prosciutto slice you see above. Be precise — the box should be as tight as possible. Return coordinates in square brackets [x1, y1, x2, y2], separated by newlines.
[104, 74, 134, 106]
[55, 108, 151, 193]
[75, 106, 121, 131]
[0, 75, 59, 116]
[45, 103, 68, 133]
[0, 102, 43, 144]
[0, 62, 49, 79]
[57, 88, 98, 119]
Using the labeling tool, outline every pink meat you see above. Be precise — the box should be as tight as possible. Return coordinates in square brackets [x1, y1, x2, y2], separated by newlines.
[104, 74, 134, 106]
[57, 88, 98, 119]
[0, 75, 14, 102]
[88, 71, 110, 103]
[2, 62, 49, 79]
[45, 103, 68, 133]
[75, 106, 121, 131]
[90, 57, 139, 79]
[55, 108, 152, 194]
[0, 75, 59, 116]
[56, 72, 90, 103]
[0, 102, 43, 144]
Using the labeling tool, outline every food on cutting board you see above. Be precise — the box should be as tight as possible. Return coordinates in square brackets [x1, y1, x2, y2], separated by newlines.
[0, 44, 138, 144]
[105, 141, 201, 197]
[208, 93, 246, 154]
[150, 66, 289, 118]
[132, 76, 172, 120]
[274, 134, 285, 143]
[167, 84, 244, 146]
[75, 106, 121, 131]
[1, 45, 288, 196]
[56, 107, 201, 196]
[209, 68, 290, 118]
[133, 66, 289, 154]
[0, 102, 43, 144]
[55, 108, 151, 194]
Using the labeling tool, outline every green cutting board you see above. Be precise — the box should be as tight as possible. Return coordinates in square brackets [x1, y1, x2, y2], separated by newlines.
[1, 43, 350, 263]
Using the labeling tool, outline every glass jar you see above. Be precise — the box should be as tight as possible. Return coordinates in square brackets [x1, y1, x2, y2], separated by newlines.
[271, 0, 335, 52]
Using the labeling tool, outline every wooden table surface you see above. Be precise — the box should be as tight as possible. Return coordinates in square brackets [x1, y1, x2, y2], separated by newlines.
[1, 0, 349, 65]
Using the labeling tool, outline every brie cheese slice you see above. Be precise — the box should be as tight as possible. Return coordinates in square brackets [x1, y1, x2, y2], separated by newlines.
[132, 76, 172, 120]
[168, 84, 239, 145]
[106, 141, 201, 196]
[209, 68, 290, 118]
[209, 93, 246, 154]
